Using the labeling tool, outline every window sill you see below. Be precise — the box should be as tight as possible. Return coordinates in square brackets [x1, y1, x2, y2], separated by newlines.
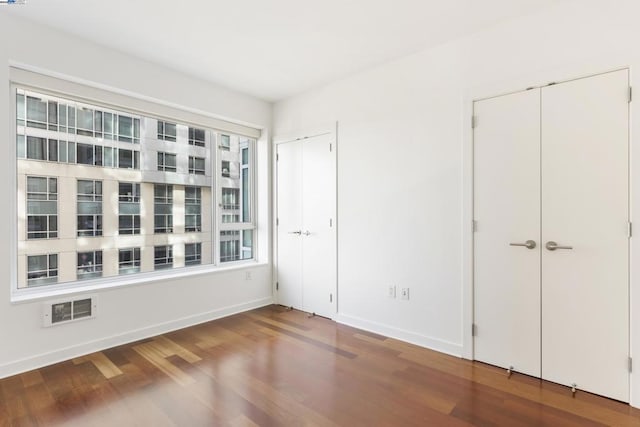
[11, 260, 268, 304]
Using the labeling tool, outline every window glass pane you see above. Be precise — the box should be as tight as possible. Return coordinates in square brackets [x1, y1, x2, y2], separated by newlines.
[17, 135, 26, 159]
[119, 116, 133, 140]
[58, 140, 67, 163]
[26, 136, 46, 160]
[118, 149, 133, 169]
[77, 143, 94, 165]
[48, 139, 58, 162]
[77, 108, 93, 135]
[26, 96, 47, 128]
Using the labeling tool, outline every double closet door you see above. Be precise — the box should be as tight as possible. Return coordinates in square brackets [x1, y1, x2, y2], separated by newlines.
[474, 69, 629, 402]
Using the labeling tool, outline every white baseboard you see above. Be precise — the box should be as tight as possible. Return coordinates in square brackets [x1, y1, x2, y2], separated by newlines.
[335, 313, 463, 357]
[0, 296, 274, 379]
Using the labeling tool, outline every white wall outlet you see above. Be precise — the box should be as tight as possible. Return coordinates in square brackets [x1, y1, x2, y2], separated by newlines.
[388, 285, 396, 298]
[245, 271, 252, 280]
[401, 288, 410, 300]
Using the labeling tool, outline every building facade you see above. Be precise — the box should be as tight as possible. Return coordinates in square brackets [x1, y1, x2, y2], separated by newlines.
[16, 88, 253, 289]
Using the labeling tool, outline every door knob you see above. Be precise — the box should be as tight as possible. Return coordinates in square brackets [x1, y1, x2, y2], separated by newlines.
[302, 230, 311, 236]
[545, 241, 573, 251]
[288, 230, 302, 235]
[509, 240, 536, 249]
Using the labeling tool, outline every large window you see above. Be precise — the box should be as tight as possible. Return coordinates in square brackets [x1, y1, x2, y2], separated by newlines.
[77, 180, 103, 237]
[26, 176, 58, 239]
[15, 85, 257, 291]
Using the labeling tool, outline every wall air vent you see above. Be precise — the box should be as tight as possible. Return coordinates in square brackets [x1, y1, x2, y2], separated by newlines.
[43, 296, 97, 327]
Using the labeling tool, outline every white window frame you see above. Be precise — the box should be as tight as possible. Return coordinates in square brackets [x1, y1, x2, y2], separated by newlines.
[9, 67, 262, 302]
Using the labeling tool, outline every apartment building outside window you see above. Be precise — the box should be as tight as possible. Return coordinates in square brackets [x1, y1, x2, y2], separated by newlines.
[77, 180, 103, 237]
[26, 176, 58, 239]
[14, 85, 258, 292]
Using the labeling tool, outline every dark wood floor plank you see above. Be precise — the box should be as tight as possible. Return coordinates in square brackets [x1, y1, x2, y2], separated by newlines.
[1, 305, 639, 426]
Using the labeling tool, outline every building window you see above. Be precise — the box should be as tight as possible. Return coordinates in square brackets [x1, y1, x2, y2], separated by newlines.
[157, 120, 177, 142]
[188, 156, 205, 175]
[119, 248, 141, 275]
[219, 136, 254, 262]
[222, 160, 231, 178]
[189, 127, 205, 147]
[77, 251, 103, 280]
[27, 254, 58, 287]
[154, 245, 173, 270]
[77, 180, 103, 237]
[77, 143, 103, 166]
[157, 152, 177, 172]
[154, 184, 173, 233]
[219, 134, 230, 151]
[185, 186, 201, 232]
[118, 148, 140, 169]
[26, 176, 58, 239]
[119, 182, 141, 235]
[185, 243, 202, 266]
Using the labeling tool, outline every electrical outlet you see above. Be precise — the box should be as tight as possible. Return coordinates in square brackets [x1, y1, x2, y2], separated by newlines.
[401, 288, 410, 300]
[245, 271, 252, 281]
[388, 285, 396, 298]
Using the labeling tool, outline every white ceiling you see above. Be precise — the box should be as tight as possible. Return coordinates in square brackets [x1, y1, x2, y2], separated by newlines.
[8, 0, 565, 102]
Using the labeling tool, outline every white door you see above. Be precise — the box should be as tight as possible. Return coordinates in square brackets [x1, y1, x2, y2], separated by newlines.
[276, 141, 303, 310]
[276, 133, 337, 318]
[541, 70, 629, 402]
[473, 70, 630, 402]
[473, 89, 542, 377]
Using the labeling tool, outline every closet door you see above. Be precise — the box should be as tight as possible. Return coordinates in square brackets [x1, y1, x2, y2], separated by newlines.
[541, 70, 629, 402]
[473, 89, 541, 377]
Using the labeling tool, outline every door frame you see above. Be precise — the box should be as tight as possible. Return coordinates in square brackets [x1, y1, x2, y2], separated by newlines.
[272, 122, 338, 317]
[463, 67, 633, 399]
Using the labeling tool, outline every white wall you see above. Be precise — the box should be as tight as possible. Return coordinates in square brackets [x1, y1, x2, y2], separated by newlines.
[274, 0, 640, 407]
[0, 13, 273, 377]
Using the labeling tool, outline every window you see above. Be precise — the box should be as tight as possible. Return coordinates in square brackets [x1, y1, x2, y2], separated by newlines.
[77, 251, 103, 280]
[26, 176, 58, 239]
[154, 245, 173, 270]
[77, 180, 103, 237]
[188, 156, 205, 175]
[219, 136, 255, 263]
[185, 243, 202, 266]
[154, 184, 173, 233]
[157, 152, 177, 172]
[157, 120, 177, 141]
[119, 182, 141, 235]
[219, 134, 230, 151]
[189, 127, 205, 147]
[119, 248, 141, 275]
[15, 86, 257, 291]
[222, 160, 231, 178]
[27, 254, 58, 287]
[185, 186, 201, 232]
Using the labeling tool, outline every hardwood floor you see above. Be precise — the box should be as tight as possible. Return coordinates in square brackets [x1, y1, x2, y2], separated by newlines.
[1, 305, 639, 426]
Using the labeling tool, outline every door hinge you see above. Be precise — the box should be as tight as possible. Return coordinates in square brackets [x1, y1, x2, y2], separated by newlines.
[276, 153, 279, 161]
[472, 220, 478, 232]
[629, 357, 633, 373]
[629, 221, 633, 238]
[329, 293, 333, 303]
[329, 218, 333, 227]
[629, 87, 633, 103]
[472, 323, 477, 337]
[276, 218, 279, 226]
[471, 116, 477, 129]
[329, 143, 332, 152]
[276, 282, 279, 291]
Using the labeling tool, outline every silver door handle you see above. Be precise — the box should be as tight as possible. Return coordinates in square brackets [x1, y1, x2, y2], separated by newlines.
[545, 241, 573, 251]
[288, 230, 302, 235]
[302, 231, 311, 236]
[509, 240, 536, 249]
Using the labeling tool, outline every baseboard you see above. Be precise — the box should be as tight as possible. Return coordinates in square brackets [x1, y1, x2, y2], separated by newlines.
[0, 296, 274, 379]
[335, 313, 463, 357]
